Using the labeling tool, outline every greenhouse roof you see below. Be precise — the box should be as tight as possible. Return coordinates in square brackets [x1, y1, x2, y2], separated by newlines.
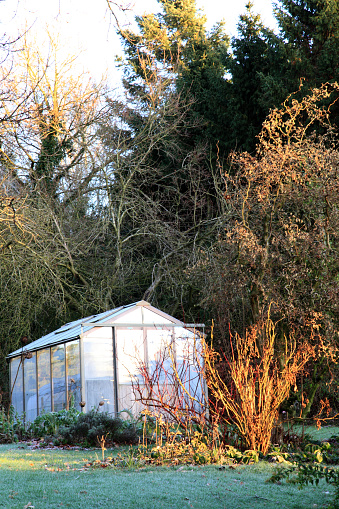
[7, 300, 200, 359]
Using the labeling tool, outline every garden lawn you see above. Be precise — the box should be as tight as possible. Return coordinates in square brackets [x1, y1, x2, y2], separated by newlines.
[0, 444, 334, 509]
[289, 424, 339, 442]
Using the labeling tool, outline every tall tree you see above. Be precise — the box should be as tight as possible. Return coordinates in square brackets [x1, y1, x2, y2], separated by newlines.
[117, 0, 230, 164]
[226, 3, 290, 152]
[225, 0, 339, 153]
[275, 0, 339, 86]
[0, 32, 104, 204]
[101, 0, 234, 318]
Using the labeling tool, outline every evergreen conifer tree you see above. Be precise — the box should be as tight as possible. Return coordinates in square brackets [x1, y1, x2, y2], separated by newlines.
[275, 0, 339, 86]
[114, 0, 231, 232]
[226, 3, 287, 152]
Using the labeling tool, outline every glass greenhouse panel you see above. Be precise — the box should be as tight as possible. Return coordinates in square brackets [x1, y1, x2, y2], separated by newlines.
[52, 344, 66, 411]
[24, 352, 37, 422]
[143, 308, 172, 324]
[66, 340, 81, 409]
[147, 329, 173, 381]
[175, 328, 204, 409]
[37, 348, 51, 413]
[114, 306, 142, 324]
[83, 336, 114, 413]
[116, 329, 144, 383]
[10, 357, 23, 416]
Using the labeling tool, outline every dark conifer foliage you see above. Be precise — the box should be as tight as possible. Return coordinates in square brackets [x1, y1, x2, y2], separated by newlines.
[275, 0, 339, 86]
[226, 3, 286, 152]
[273, 0, 339, 129]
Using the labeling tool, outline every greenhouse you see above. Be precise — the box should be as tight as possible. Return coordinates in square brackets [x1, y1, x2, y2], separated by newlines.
[7, 301, 205, 422]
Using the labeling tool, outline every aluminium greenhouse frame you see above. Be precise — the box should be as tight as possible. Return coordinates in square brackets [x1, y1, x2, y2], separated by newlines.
[7, 301, 206, 422]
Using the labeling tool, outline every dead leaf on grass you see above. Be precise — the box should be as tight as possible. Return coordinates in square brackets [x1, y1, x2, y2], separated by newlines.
[23, 503, 35, 509]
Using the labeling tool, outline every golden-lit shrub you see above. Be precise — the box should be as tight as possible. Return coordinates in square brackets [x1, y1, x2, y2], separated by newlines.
[204, 318, 314, 454]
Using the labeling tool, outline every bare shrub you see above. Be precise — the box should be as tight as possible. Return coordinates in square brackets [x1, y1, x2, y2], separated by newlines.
[204, 317, 314, 454]
[131, 334, 209, 433]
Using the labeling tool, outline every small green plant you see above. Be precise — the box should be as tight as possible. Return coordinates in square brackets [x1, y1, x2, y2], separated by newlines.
[28, 407, 80, 439]
[84, 447, 145, 469]
[0, 406, 25, 443]
[58, 409, 140, 446]
[268, 463, 339, 508]
[115, 448, 144, 469]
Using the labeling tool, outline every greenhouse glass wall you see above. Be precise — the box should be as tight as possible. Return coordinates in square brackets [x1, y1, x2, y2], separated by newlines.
[8, 301, 205, 422]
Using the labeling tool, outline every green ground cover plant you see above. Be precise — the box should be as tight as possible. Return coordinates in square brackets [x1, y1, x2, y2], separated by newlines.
[27, 407, 80, 439]
[51, 409, 140, 446]
[269, 463, 339, 509]
[0, 407, 25, 443]
[0, 443, 333, 509]
[0, 407, 141, 447]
